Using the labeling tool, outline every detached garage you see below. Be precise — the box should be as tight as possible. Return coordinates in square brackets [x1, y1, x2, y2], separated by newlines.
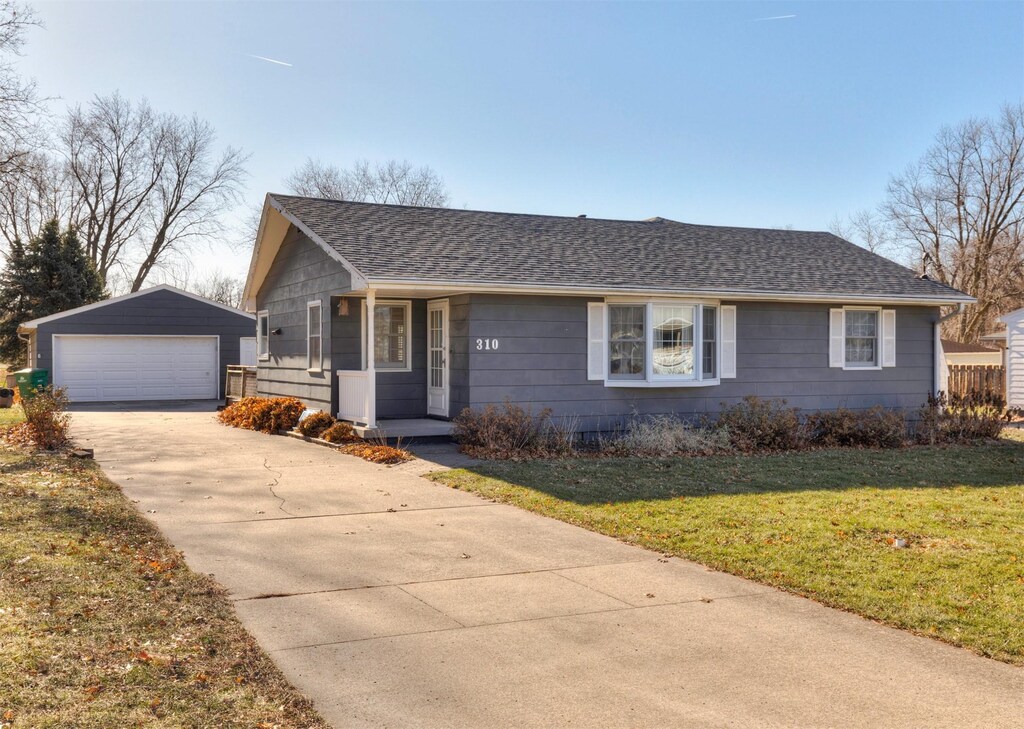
[18, 285, 255, 403]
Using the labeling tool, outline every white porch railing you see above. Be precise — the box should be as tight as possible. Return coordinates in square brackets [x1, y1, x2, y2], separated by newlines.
[337, 370, 371, 424]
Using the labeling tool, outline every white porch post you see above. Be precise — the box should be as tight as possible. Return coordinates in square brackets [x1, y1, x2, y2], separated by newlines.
[365, 289, 377, 428]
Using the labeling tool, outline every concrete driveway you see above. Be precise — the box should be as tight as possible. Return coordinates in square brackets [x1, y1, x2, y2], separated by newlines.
[72, 403, 1023, 728]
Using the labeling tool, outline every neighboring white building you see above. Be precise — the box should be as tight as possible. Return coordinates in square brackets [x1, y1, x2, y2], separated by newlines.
[999, 309, 1024, 409]
[941, 339, 1003, 367]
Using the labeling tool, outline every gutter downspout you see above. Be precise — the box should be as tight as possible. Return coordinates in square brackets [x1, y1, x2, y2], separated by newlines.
[934, 303, 966, 395]
[17, 330, 32, 369]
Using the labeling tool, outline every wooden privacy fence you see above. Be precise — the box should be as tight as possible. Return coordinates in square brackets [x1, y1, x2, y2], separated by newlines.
[226, 365, 258, 403]
[947, 364, 1005, 398]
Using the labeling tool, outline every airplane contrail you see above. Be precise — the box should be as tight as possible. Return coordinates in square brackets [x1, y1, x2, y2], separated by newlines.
[248, 54, 293, 67]
[752, 14, 796, 21]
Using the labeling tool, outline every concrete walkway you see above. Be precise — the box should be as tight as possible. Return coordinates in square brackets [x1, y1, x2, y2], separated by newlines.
[72, 403, 1023, 728]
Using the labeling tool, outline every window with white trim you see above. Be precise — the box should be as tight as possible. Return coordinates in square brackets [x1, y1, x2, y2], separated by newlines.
[307, 301, 322, 371]
[257, 311, 269, 360]
[844, 308, 878, 368]
[604, 302, 720, 385]
[829, 307, 896, 370]
[374, 301, 411, 370]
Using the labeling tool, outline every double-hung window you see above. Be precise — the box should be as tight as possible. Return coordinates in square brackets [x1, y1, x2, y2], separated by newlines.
[844, 309, 878, 368]
[605, 302, 720, 385]
[609, 305, 646, 379]
[829, 307, 896, 370]
[307, 301, 322, 371]
[373, 301, 411, 371]
[257, 311, 269, 360]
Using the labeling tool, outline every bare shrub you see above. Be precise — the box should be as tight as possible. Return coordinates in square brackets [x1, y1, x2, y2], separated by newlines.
[452, 400, 577, 458]
[716, 396, 803, 452]
[19, 385, 71, 450]
[806, 406, 907, 449]
[605, 415, 731, 457]
[916, 391, 1010, 444]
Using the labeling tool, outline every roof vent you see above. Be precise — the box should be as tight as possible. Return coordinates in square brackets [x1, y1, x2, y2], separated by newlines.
[918, 273, 931, 280]
[577, 214, 587, 219]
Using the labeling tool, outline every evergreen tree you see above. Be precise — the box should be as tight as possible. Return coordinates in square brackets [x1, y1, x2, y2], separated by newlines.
[0, 220, 106, 366]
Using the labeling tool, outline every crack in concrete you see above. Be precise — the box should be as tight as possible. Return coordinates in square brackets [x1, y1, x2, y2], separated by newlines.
[233, 558, 651, 602]
[268, 591, 770, 653]
[211, 501, 500, 525]
[263, 458, 294, 516]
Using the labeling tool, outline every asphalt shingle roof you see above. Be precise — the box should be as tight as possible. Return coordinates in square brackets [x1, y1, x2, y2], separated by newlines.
[270, 194, 971, 302]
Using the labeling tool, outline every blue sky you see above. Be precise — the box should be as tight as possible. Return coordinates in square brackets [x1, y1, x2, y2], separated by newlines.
[20, 1, 1024, 280]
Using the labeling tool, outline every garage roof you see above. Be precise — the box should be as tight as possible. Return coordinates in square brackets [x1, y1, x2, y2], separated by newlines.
[18, 284, 255, 331]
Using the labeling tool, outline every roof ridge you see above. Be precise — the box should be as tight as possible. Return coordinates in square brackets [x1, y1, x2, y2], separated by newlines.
[269, 193, 835, 236]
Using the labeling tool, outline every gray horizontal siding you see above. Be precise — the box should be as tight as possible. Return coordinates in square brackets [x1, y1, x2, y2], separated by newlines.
[256, 227, 352, 413]
[35, 288, 254, 400]
[459, 295, 939, 432]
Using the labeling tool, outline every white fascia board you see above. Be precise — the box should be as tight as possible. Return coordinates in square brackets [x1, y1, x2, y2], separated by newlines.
[241, 195, 369, 312]
[268, 195, 368, 289]
[998, 307, 1024, 325]
[361, 278, 975, 307]
[19, 284, 254, 331]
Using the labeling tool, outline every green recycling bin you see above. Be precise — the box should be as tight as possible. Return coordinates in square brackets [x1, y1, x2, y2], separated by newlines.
[13, 368, 49, 399]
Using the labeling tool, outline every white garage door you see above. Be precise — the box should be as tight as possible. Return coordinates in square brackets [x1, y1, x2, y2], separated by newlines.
[53, 335, 218, 402]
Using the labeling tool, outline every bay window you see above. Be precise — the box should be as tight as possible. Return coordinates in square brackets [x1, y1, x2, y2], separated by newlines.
[609, 304, 645, 379]
[606, 302, 719, 385]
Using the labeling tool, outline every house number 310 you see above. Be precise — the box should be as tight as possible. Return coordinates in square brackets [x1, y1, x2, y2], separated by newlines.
[475, 338, 500, 351]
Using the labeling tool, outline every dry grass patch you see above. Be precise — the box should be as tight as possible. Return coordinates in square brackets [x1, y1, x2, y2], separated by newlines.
[0, 444, 326, 727]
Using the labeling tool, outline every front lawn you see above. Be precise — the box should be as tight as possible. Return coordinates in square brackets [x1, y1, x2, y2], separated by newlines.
[432, 437, 1024, 665]
[0, 443, 326, 726]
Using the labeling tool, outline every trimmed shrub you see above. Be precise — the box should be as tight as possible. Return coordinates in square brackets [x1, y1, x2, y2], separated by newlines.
[604, 415, 731, 457]
[716, 396, 803, 452]
[806, 406, 907, 449]
[218, 397, 305, 434]
[916, 391, 1009, 444]
[298, 411, 336, 439]
[321, 421, 360, 444]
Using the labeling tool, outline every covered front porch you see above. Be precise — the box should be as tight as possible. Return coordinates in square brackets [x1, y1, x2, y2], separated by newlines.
[332, 289, 459, 438]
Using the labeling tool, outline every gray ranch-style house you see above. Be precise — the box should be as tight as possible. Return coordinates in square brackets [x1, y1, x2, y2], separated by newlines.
[242, 194, 973, 435]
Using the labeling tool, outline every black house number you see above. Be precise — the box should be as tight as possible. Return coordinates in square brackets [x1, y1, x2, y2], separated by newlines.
[475, 338, 500, 351]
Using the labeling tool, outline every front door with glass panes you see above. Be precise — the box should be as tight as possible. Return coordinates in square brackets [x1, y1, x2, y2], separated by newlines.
[427, 300, 449, 417]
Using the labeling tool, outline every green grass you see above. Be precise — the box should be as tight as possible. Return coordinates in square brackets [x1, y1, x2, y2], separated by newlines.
[0, 405, 24, 428]
[432, 437, 1024, 665]
[0, 444, 327, 727]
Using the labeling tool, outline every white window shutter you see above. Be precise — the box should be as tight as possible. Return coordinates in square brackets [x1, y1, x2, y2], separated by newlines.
[587, 302, 607, 381]
[881, 309, 896, 367]
[721, 305, 737, 379]
[829, 309, 845, 368]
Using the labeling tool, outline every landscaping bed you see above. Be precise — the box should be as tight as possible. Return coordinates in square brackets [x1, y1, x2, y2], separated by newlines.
[218, 397, 412, 465]
[432, 435, 1024, 666]
[0, 438, 327, 726]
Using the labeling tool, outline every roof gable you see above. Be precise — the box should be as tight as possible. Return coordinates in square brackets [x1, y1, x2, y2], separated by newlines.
[258, 195, 973, 304]
[19, 284, 255, 330]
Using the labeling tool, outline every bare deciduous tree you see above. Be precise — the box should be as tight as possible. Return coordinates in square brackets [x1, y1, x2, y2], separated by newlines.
[181, 269, 245, 308]
[286, 157, 450, 207]
[0, 1, 42, 177]
[828, 209, 900, 260]
[60, 93, 248, 291]
[884, 104, 1024, 341]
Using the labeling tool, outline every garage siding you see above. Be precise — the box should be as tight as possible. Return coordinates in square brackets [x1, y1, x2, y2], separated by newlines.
[34, 288, 255, 400]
